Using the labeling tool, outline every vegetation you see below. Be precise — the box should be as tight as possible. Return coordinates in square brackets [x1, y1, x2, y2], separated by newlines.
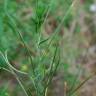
[0, 0, 96, 96]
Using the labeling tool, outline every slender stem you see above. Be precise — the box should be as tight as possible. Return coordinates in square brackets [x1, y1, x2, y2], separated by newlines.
[64, 82, 67, 96]
[0, 51, 28, 96]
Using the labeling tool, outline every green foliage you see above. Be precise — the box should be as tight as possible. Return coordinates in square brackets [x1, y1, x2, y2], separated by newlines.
[0, 87, 9, 96]
[0, 55, 7, 67]
[0, 0, 96, 96]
